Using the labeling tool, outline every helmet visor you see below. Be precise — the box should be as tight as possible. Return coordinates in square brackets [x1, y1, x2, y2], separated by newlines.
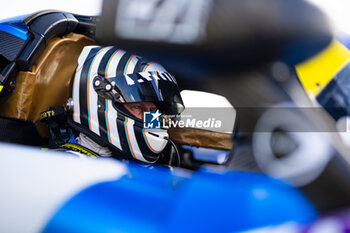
[106, 71, 184, 115]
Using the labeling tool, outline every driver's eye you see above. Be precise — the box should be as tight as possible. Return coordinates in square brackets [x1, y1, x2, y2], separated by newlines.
[133, 105, 141, 110]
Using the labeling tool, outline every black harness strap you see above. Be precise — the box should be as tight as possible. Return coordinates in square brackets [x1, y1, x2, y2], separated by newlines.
[0, 117, 47, 146]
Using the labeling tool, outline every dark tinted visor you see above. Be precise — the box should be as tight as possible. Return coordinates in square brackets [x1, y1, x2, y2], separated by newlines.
[107, 71, 184, 115]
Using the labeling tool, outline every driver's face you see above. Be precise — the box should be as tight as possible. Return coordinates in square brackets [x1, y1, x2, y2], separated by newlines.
[123, 102, 157, 120]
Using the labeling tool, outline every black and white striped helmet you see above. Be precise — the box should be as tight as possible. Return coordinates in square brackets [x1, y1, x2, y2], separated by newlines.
[70, 46, 184, 163]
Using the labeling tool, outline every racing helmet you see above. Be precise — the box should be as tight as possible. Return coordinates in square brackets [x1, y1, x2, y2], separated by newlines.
[68, 46, 184, 163]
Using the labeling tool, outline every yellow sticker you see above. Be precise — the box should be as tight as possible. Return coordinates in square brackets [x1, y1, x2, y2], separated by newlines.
[295, 40, 350, 98]
[40, 110, 55, 120]
[61, 143, 99, 157]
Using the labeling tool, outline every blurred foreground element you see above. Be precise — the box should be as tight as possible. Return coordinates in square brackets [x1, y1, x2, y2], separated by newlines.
[97, 0, 332, 79]
[0, 143, 316, 233]
[296, 39, 350, 121]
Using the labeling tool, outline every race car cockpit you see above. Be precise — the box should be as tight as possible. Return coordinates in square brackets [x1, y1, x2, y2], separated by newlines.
[0, 0, 350, 222]
[0, 10, 236, 169]
[3, 1, 350, 232]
